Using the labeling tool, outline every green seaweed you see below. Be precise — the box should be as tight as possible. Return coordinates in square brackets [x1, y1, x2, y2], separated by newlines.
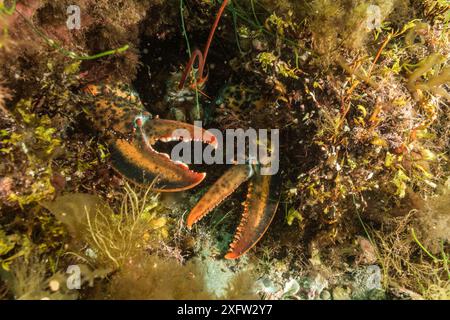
[407, 53, 448, 100]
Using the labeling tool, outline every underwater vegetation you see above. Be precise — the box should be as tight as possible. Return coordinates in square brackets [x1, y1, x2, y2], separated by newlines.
[0, 0, 449, 300]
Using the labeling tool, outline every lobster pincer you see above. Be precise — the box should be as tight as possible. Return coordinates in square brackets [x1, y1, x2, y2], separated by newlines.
[84, 84, 217, 192]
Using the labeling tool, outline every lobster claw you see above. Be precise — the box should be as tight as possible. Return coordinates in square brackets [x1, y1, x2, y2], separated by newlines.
[225, 172, 280, 259]
[186, 164, 280, 259]
[84, 84, 218, 192]
[111, 118, 217, 192]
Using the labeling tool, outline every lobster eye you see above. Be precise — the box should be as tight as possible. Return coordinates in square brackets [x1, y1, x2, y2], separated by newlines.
[134, 114, 150, 128]
[134, 117, 143, 128]
[134, 111, 152, 128]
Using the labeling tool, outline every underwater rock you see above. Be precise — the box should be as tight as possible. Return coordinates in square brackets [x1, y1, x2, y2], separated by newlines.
[351, 265, 383, 300]
[320, 289, 331, 300]
[356, 236, 378, 265]
[256, 277, 280, 296]
[282, 278, 300, 299]
[332, 286, 352, 300]
[200, 256, 243, 298]
[299, 273, 329, 300]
